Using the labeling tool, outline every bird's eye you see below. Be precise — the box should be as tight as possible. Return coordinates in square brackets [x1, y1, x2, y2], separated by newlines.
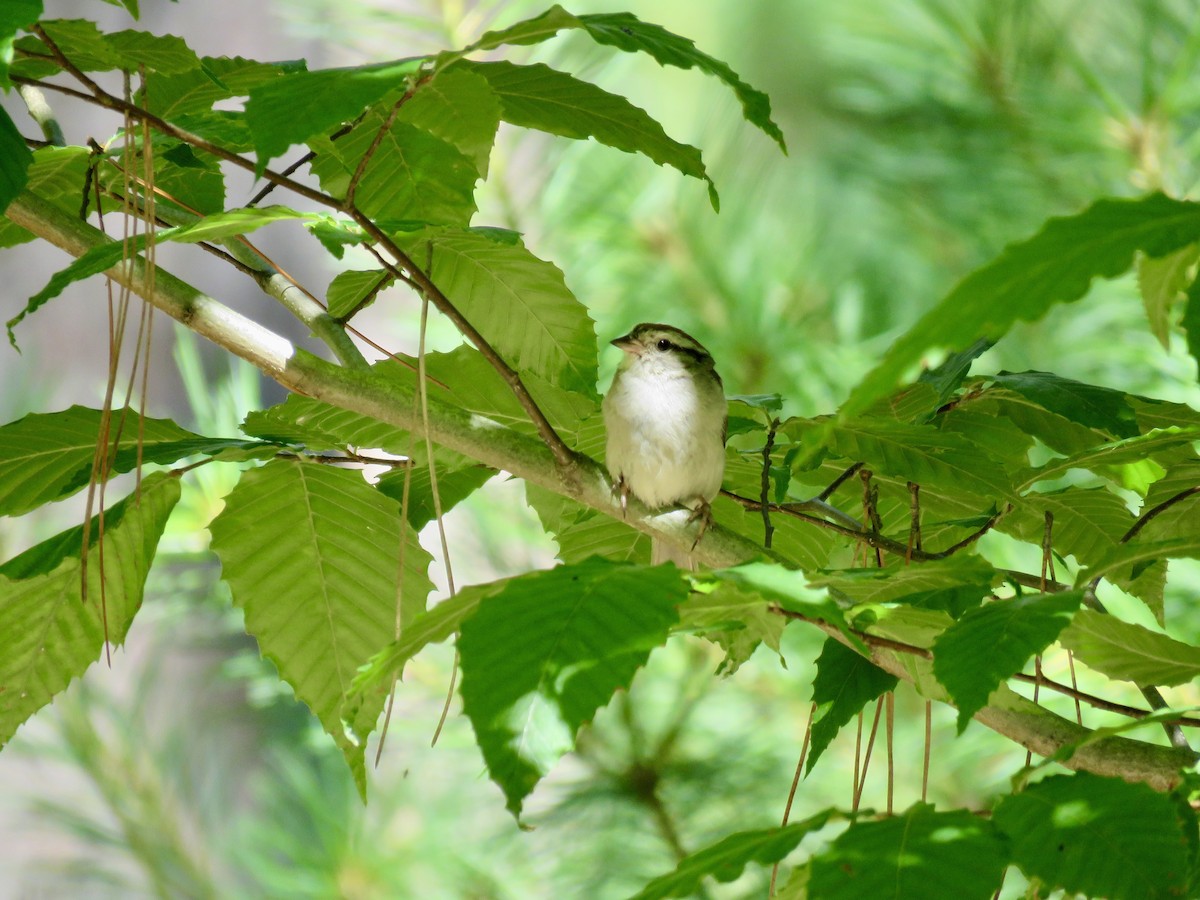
[656, 339, 671, 351]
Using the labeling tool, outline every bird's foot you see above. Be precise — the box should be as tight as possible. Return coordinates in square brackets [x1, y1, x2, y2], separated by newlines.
[687, 498, 713, 551]
[614, 474, 630, 519]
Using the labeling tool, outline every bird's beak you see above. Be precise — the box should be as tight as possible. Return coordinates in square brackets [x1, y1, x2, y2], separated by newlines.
[611, 333, 639, 355]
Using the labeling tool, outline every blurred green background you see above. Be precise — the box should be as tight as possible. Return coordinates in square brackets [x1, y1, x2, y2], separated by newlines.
[4, 0, 1200, 897]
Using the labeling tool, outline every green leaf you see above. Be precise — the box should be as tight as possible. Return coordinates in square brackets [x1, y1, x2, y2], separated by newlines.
[209, 459, 433, 797]
[414, 229, 598, 393]
[932, 590, 1082, 732]
[677, 582, 787, 668]
[104, 29, 200, 74]
[152, 142, 226, 215]
[376, 459, 494, 531]
[994, 773, 1188, 900]
[808, 804, 1006, 900]
[918, 338, 993, 405]
[0, 473, 180, 748]
[399, 67, 501, 177]
[0, 406, 270, 517]
[806, 638, 898, 774]
[456, 4, 583, 54]
[10, 206, 314, 341]
[31, 19, 120, 72]
[242, 391, 410, 451]
[990, 371, 1140, 439]
[630, 812, 838, 900]
[458, 558, 684, 817]
[577, 11, 786, 152]
[0, 0, 41, 88]
[1136, 459, 1200, 543]
[826, 418, 1014, 499]
[1019, 427, 1200, 491]
[809, 556, 998, 609]
[458, 60, 716, 208]
[246, 58, 424, 168]
[1138, 243, 1199, 349]
[524, 483, 648, 565]
[1184, 275, 1200, 378]
[843, 194, 1200, 416]
[0, 146, 92, 250]
[1060, 608, 1200, 687]
[708, 562, 865, 652]
[308, 115, 478, 226]
[347, 585, 495, 710]
[0, 105, 32, 214]
[1081, 536, 1200, 586]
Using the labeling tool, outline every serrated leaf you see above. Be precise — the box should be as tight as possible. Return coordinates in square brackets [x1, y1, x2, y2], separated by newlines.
[1019, 427, 1200, 491]
[344, 583, 500, 737]
[308, 115, 478, 226]
[246, 58, 424, 168]
[809, 804, 1006, 900]
[9, 206, 313, 341]
[809, 556, 997, 608]
[0, 406, 270, 517]
[843, 194, 1200, 416]
[577, 11, 785, 152]
[932, 590, 1082, 732]
[458, 558, 684, 817]
[708, 562, 864, 652]
[0, 0, 41, 89]
[1060, 608, 1200, 686]
[459, 60, 715, 207]
[0, 106, 31, 215]
[0, 474, 180, 748]
[1081, 536, 1200, 585]
[376, 459, 493, 531]
[826, 418, 1014, 499]
[104, 29, 200, 74]
[209, 460, 433, 797]
[457, 4, 582, 54]
[414, 230, 598, 393]
[0, 146, 92, 250]
[631, 812, 838, 900]
[1138, 243, 1199, 349]
[994, 773, 1187, 900]
[1136, 459, 1200, 543]
[990, 371, 1140, 439]
[325, 268, 392, 320]
[677, 583, 786, 673]
[918, 338, 993, 404]
[806, 638, 898, 774]
[400, 67, 500, 177]
[524, 483, 648, 565]
[31, 19, 120, 72]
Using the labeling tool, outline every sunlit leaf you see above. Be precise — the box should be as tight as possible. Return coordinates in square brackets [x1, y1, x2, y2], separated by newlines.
[1138, 243, 1199, 349]
[843, 194, 1200, 416]
[0, 474, 180, 748]
[458, 558, 684, 817]
[1060, 609, 1200, 686]
[209, 459, 433, 797]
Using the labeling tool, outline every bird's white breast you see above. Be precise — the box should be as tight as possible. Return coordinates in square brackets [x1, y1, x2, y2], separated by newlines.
[602, 362, 726, 509]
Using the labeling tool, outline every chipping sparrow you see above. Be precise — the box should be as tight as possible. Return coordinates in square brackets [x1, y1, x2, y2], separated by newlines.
[602, 323, 727, 568]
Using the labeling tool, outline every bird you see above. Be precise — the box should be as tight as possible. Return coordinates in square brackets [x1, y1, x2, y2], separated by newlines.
[601, 323, 727, 568]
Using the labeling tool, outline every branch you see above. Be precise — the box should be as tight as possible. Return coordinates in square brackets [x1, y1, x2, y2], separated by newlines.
[9, 187, 1195, 791]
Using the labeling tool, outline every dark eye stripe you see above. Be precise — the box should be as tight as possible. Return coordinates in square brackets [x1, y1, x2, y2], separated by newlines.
[655, 338, 711, 366]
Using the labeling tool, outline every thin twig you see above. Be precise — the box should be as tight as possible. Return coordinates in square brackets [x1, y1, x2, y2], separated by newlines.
[769, 702, 815, 897]
[760, 418, 778, 549]
[818, 462, 863, 501]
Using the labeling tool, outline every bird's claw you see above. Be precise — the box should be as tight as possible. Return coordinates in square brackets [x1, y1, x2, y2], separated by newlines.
[614, 474, 629, 519]
[687, 499, 713, 551]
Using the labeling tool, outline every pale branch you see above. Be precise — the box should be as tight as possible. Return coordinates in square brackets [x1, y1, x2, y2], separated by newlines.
[8, 186, 1195, 791]
[804, 614, 1197, 791]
